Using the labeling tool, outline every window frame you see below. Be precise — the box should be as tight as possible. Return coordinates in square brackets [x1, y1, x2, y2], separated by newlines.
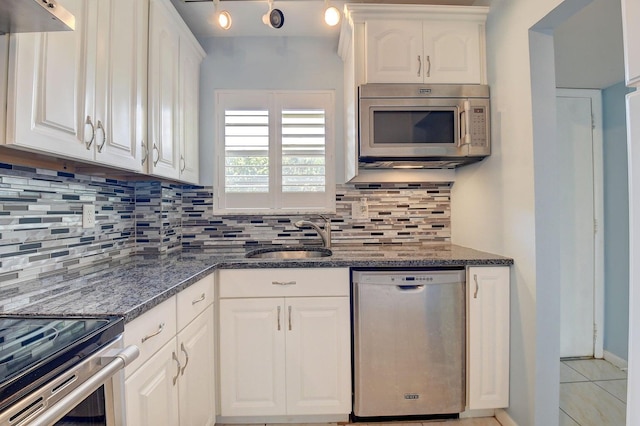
[214, 90, 336, 215]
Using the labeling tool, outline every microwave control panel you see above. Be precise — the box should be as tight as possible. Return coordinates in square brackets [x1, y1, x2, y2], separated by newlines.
[470, 106, 488, 147]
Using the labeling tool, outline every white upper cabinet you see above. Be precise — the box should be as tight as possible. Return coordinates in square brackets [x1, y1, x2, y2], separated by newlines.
[366, 17, 485, 84]
[6, 0, 93, 162]
[148, 0, 181, 180]
[622, 0, 640, 86]
[5, 0, 147, 172]
[148, 0, 204, 184]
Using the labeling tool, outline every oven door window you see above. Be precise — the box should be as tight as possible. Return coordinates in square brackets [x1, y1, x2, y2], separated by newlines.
[372, 109, 456, 145]
[55, 385, 107, 426]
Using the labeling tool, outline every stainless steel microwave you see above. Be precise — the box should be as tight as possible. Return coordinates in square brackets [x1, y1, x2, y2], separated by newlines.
[358, 84, 491, 168]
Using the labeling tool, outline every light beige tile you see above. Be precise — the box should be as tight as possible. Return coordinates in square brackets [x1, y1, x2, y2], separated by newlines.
[560, 409, 580, 426]
[560, 382, 626, 426]
[594, 379, 628, 403]
[456, 418, 501, 425]
[561, 362, 590, 383]
[563, 359, 627, 381]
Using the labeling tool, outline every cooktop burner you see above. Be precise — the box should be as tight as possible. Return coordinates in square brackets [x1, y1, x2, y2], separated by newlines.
[0, 315, 123, 412]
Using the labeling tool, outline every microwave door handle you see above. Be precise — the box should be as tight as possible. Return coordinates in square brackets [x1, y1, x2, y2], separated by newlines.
[459, 100, 472, 147]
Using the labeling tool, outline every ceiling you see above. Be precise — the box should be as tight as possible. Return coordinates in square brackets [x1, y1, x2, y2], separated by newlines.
[170, 0, 490, 38]
[171, 0, 624, 89]
[554, 0, 624, 89]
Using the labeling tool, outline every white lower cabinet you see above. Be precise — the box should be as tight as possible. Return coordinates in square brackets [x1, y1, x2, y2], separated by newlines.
[125, 275, 215, 425]
[466, 266, 510, 410]
[125, 337, 181, 426]
[218, 268, 351, 419]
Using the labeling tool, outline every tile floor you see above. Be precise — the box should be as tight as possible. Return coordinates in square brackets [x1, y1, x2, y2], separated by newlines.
[560, 359, 628, 426]
[219, 419, 501, 426]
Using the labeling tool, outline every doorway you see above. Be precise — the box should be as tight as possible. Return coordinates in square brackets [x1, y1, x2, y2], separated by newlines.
[556, 89, 604, 359]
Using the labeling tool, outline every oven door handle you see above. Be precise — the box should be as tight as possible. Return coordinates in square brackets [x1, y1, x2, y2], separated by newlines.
[28, 345, 140, 426]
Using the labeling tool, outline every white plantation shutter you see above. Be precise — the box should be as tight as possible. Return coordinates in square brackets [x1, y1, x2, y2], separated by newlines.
[281, 109, 326, 193]
[215, 91, 335, 214]
[224, 110, 269, 193]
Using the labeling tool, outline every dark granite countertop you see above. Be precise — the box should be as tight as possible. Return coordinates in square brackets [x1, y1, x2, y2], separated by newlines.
[0, 244, 512, 323]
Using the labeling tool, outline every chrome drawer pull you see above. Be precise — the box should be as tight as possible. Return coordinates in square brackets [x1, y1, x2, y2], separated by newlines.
[288, 306, 292, 331]
[272, 280, 296, 286]
[141, 322, 165, 343]
[192, 293, 206, 305]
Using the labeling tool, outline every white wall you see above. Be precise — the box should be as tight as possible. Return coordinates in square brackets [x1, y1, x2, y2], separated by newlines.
[197, 36, 344, 186]
[451, 0, 593, 424]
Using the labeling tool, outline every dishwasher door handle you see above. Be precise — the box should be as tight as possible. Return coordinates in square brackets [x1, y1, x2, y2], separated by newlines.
[396, 285, 425, 291]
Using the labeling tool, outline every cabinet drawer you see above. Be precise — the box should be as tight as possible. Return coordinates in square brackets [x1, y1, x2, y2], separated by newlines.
[218, 268, 349, 298]
[124, 296, 177, 377]
[177, 274, 215, 331]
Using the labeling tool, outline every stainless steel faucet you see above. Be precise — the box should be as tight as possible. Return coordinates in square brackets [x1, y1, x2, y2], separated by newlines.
[294, 215, 332, 248]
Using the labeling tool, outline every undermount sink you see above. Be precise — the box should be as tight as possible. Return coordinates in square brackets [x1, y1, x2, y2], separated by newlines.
[245, 247, 333, 259]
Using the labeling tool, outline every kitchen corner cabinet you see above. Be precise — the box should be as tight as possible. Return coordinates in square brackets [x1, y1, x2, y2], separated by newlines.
[218, 268, 351, 419]
[466, 266, 510, 410]
[125, 274, 215, 426]
[365, 18, 485, 84]
[148, 0, 204, 184]
[5, 0, 147, 172]
[622, 0, 640, 86]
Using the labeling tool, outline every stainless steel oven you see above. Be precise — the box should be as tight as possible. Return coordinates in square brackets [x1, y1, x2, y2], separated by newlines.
[0, 316, 139, 426]
[358, 84, 490, 168]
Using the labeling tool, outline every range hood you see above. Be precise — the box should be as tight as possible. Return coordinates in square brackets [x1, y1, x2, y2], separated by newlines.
[0, 0, 75, 34]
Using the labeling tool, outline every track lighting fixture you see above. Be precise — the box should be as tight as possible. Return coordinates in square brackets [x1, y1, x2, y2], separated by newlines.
[324, 1, 340, 27]
[214, 0, 231, 30]
[262, 0, 285, 29]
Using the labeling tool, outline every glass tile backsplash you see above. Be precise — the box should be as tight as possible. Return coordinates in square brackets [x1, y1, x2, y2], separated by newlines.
[0, 162, 451, 287]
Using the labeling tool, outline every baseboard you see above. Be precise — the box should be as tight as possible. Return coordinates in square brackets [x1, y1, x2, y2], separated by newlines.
[495, 408, 518, 426]
[459, 408, 495, 418]
[604, 350, 629, 371]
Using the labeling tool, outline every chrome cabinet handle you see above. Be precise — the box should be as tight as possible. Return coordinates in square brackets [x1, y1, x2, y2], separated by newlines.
[288, 306, 292, 331]
[172, 351, 181, 386]
[141, 140, 148, 165]
[473, 274, 479, 299]
[272, 281, 296, 286]
[153, 143, 160, 166]
[180, 155, 186, 173]
[426, 55, 431, 78]
[141, 322, 165, 343]
[417, 55, 422, 77]
[84, 116, 96, 149]
[180, 342, 189, 376]
[277, 306, 281, 331]
[192, 293, 206, 305]
[96, 120, 106, 153]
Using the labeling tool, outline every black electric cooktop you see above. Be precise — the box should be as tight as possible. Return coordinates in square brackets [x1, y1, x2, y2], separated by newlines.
[0, 315, 124, 412]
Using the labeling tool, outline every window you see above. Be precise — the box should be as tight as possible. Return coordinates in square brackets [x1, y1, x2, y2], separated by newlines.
[214, 91, 335, 214]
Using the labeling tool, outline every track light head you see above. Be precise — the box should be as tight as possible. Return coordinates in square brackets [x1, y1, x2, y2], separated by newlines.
[218, 10, 232, 30]
[324, 6, 340, 27]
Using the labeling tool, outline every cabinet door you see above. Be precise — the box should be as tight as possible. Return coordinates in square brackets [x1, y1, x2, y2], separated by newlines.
[125, 338, 180, 426]
[148, 0, 180, 179]
[285, 297, 351, 415]
[467, 266, 510, 409]
[423, 21, 483, 84]
[178, 306, 215, 426]
[5, 0, 94, 161]
[94, 0, 147, 171]
[219, 298, 287, 416]
[178, 37, 202, 184]
[365, 20, 423, 83]
[622, 0, 640, 86]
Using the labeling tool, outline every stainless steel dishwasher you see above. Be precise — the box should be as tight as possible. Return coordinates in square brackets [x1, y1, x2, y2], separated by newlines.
[352, 269, 465, 418]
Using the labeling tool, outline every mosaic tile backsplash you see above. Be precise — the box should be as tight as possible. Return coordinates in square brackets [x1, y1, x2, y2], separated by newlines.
[0, 162, 451, 287]
[0, 163, 136, 287]
[182, 183, 451, 249]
